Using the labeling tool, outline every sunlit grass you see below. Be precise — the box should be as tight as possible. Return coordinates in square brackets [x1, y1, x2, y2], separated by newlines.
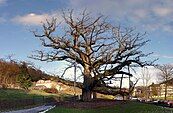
[28, 90, 58, 97]
[0, 89, 41, 100]
[0, 88, 73, 101]
[152, 96, 173, 100]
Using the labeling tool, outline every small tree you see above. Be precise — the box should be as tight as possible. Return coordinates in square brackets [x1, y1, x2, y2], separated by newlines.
[17, 62, 32, 90]
[156, 64, 173, 100]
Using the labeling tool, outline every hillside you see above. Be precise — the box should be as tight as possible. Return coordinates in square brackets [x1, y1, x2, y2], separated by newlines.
[0, 59, 117, 98]
[0, 59, 51, 88]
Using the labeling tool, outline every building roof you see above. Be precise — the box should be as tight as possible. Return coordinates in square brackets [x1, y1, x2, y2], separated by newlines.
[148, 83, 160, 87]
[161, 78, 173, 85]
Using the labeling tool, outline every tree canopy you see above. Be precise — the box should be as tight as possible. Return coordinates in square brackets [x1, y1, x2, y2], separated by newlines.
[31, 10, 154, 101]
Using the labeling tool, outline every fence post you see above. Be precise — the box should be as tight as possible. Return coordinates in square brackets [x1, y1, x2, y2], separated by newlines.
[33, 96, 35, 105]
[43, 96, 45, 104]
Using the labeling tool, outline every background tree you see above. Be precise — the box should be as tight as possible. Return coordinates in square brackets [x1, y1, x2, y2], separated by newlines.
[129, 77, 140, 96]
[141, 67, 151, 99]
[30, 10, 153, 101]
[156, 64, 173, 100]
[0, 58, 19, 88]
[17, 62, 32, 90]
[150, 83, 158, 97]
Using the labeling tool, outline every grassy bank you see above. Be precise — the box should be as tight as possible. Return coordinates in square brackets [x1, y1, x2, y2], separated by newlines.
[0, 89, 43, 100]
[0, 88, 71, 100]
[48, 101, 173, 113]
[0, 88, 62, 112]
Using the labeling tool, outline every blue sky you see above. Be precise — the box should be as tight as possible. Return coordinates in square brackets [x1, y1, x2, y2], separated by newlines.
[0, 0, 173, 78]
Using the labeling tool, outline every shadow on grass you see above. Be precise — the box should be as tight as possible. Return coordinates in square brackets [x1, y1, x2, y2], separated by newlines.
[48, 101, 173, 113]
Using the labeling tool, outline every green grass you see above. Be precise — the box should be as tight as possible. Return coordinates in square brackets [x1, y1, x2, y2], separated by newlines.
[0, 88, 75, 112]
[0, 88, 73, 102]
[0, 89, 44, 100]
[48, 101, 173, 113]
[0, 89, 45, 112]
[29, 89, 73, 99]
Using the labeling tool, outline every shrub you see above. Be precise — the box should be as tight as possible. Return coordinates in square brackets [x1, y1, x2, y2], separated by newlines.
[17, 62, 33, 90]
[44, 88, 58, 94]
[1, 84, 7, 89]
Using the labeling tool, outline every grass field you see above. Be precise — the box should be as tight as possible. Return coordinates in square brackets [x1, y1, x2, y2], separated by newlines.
[0, 89, 44, 100]
[48, 101, 173, 113]
[0, 88, 68, 112]
[0, 89, 48, 111]
[0, 88, 71, 100]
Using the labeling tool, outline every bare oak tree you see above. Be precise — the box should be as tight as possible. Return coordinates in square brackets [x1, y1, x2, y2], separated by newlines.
[30, 10, 153, 101]
[156, 64, 173, 100]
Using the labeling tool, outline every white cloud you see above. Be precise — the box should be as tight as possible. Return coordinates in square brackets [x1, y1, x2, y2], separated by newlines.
[41, 61, 83, 82]
[0, 0, 6, 5]
[0, 17, 6, 23]
[12, 13, 51, 25]
[153, 7, 173, 17]
[11, 0, 173, 33]
[110, 66, 160, 88]
[133, 9, 149, 19]
[132, 66, 159, 86]
[12, 12, 63, 26]
[152, 54, 173, 59]
[66, 0, 173, 33]
[162, 25, 173, 33]
[68, 0, 149, 16]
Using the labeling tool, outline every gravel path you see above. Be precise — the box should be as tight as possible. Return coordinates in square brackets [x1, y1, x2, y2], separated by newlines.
[1, 105, 56, 113]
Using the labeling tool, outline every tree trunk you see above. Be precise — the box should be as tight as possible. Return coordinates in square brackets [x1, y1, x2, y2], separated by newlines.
[164, 83, 167, 100]
[120, 74, 123, 91]
[82, 65, 92, 101]
[82, 88, 92, 101]
[93, 92, 97, 99]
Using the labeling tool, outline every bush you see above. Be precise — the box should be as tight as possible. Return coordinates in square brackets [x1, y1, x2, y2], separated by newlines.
[1, 84, 7, 89]
[17, 63, 32, 90]
[44, 88, 58, 94]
